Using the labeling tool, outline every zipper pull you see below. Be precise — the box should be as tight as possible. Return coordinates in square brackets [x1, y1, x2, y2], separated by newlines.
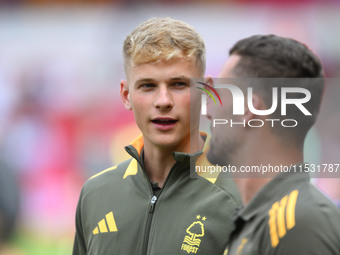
[149, 196, 157, 213]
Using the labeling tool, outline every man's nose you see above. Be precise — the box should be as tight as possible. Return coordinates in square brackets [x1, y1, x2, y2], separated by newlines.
[154, 86, 174, 110]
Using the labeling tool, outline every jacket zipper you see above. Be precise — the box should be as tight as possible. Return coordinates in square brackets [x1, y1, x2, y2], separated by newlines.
[125, 146, 189, 255]
[141, 162, 179, 255]
[141, 195, 157, 255]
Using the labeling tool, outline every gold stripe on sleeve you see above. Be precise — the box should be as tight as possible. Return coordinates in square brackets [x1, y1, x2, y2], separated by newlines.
[286, 190, 299, 230]
[277, 195, 288, 238]
[268, 202, 279, 247]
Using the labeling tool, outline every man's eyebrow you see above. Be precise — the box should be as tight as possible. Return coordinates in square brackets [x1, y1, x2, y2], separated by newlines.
[134, 76, 191, 86]
[135, 76, 190, 83]
[135, 78, 155, 83]
[170, 76, 190, 81]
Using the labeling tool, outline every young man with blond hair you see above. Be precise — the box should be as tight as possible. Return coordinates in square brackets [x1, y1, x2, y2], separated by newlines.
[73, 17, 241, 255]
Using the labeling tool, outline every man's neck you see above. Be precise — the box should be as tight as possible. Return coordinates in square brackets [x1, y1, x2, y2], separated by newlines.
[235, 178, 272, 206]
[143, 149, 176, 188]
[234, 137, 304, 206]
[143, 133, 204, 188]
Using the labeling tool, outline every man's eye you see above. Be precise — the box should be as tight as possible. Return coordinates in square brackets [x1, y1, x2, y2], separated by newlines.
[140, 84, 155, 89]
[172, 82, 187, 87]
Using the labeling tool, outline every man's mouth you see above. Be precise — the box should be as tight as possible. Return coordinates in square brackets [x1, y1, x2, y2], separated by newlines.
[151, 118, 178, 125]
[151, 118, 178, 130]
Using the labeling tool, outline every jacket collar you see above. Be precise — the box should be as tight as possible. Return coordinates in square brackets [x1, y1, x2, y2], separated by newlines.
[125, 133, 207, 163]
[124, 133, 219, 183]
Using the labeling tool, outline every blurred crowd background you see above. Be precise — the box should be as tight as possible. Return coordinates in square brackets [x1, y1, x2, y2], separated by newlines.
[0, 0, 339, 254]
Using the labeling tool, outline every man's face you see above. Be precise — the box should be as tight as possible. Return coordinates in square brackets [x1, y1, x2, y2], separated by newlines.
[207, 55, 244, 166]
[121, 56, 202, 151]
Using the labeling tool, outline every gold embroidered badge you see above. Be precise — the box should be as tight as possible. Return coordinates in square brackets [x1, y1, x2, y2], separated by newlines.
[181, 215, 206, 254]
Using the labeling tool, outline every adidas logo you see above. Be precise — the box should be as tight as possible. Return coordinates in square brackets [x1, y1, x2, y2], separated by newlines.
[93, 211, 118, 235]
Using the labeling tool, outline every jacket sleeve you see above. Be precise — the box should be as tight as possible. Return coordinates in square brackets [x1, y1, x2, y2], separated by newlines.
[73, 189, 87, 255]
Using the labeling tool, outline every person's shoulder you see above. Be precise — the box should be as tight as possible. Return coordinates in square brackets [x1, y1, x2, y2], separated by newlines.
[195, 173, 242, 208]
[266, 182, 340, 228]
[295, 183, 340, 228]
[82, 158, 135, 192]
[293, 182, 340, 214]
[213, 174, 243, 207]
[261, 183, 340, 254]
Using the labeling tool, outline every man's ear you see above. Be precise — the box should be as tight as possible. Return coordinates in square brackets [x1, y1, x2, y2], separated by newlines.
[244, 93, 263, 122]
[203, 75, 214, 104]
[204, 75, 213, 86]
[120, 80, 132, 110]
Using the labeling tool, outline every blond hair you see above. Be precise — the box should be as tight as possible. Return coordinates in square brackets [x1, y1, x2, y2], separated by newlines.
[123, 17, 206, 75]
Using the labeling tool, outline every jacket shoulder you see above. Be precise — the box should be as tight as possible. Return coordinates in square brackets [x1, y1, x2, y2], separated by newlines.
[196, 173, 242, 209]
[294, 183, 340, 228]
[213, 174, 243, 207]
[262, 183, 340, 254]
[82, 158, 135, 192]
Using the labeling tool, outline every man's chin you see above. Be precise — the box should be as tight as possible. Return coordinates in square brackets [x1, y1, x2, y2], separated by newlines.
[150, 137, 182, 150]
[206, 149, 226, 166]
